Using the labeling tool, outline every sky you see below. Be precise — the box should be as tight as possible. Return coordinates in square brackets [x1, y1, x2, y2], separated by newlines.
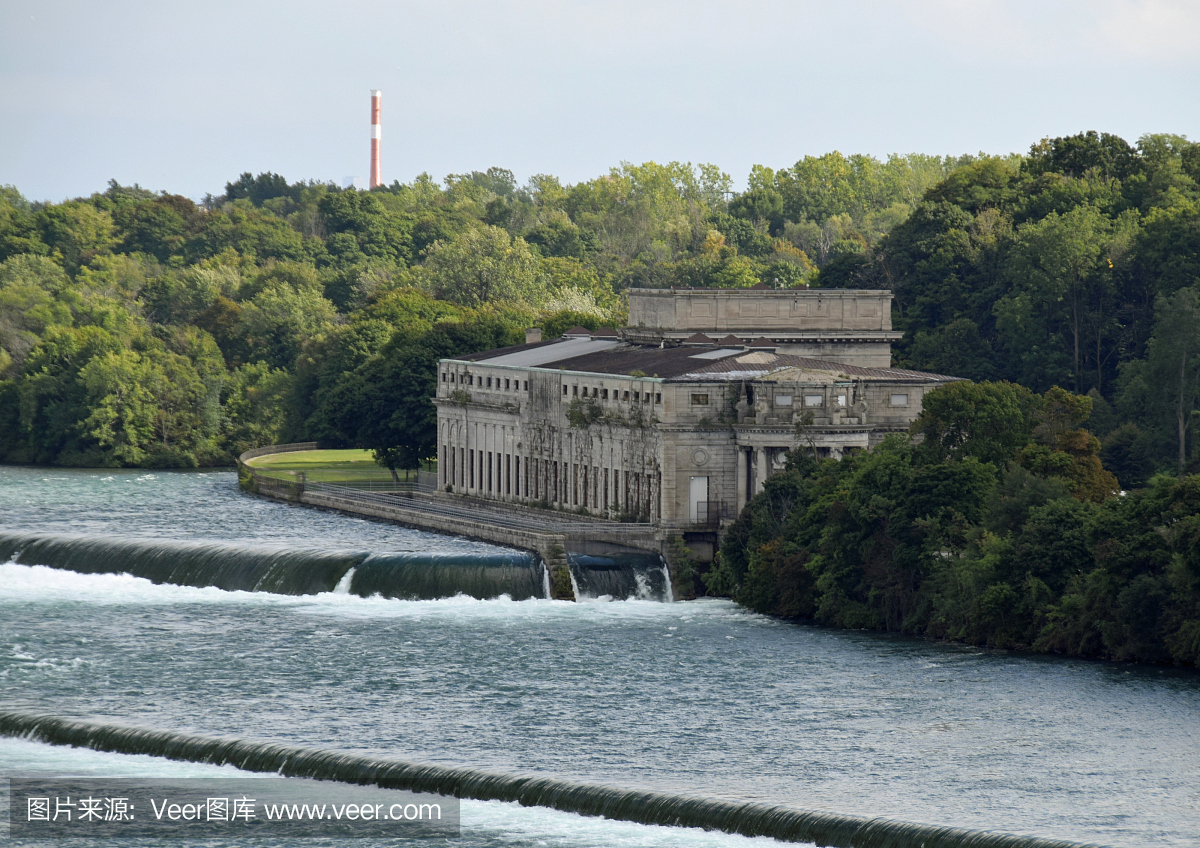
[2, 0, 1199, 202]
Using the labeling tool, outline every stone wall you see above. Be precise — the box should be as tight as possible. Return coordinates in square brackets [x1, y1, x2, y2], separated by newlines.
[628, 288, 894, 333]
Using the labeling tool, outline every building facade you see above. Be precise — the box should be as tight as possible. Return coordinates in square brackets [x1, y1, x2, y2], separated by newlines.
[433, 288, 959, 558]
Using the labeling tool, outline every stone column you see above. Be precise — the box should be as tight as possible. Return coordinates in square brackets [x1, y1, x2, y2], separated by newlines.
[736, 447, 748, 511]
[754, 448, 767, 495]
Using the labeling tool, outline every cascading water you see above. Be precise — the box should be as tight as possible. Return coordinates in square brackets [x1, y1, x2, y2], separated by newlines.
[567, 552, 671, 601]
[0, 531, 673, 603]
[350, 551, 545, 601]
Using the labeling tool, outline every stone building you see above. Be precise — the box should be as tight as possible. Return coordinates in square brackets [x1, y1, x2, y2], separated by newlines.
[433, 288, 959, 559]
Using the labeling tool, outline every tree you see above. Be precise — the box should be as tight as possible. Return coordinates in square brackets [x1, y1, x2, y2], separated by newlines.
[421, 225, 544, 307]
[1144, 286, 1200, 472]
[1006, 204, 1111, 391]
[911, 381, 1038, 467]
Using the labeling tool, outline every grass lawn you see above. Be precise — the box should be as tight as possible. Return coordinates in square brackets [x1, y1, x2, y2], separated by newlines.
[245, 449, 419, 483]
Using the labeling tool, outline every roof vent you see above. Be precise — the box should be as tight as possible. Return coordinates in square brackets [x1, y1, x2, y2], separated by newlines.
[525, 328, 543, 344]
[562, 326, 592, 339]
[590, 327, 619, 339]
[682, 332, 716, 347]
[716, 334, 742, 347]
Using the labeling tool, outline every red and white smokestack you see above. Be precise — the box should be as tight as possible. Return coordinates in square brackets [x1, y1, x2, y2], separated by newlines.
[369, 89, 382, 189]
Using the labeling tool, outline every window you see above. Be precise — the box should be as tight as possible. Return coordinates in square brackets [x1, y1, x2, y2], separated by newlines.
[468, 375, 474, 386]
[573, 385, 578, 397]
[441, 373, 447, 382]
[623, 390, 630, 401]
[523, 381, 528, 391]
[601, 389, 608, 400]
[504, 378, 510, 389]
[890, 393, 909, 406]
[564, 385, 569, 395]
[487, 377, 492, 388]
[804, 395, 823, 406]
[775, 395, 792, 406]
[691, 393, 710, 405]
[836, 394, 847, 407]
[655, 393, 661, 404]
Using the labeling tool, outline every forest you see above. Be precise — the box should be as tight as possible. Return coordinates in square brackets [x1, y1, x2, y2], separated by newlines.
[3, 131, 1200, 663]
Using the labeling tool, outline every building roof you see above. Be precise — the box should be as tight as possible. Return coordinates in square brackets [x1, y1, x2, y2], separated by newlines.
[451, 339, 958, 384]
[681, 332, 715, 346]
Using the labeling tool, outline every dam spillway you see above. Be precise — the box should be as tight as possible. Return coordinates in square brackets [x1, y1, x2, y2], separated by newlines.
[0, 531, 672, 602]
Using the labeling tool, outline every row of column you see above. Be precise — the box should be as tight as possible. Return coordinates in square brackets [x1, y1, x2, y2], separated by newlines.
[439, 418, 660, 520]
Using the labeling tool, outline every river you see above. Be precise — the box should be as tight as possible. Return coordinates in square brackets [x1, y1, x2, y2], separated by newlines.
[1, 466, 1197, 846]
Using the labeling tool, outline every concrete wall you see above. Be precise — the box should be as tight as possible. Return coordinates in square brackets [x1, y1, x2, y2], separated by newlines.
[628, 288, 894, 334]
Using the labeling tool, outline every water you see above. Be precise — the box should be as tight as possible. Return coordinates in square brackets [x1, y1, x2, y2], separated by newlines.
[2, 466, 1198, 846]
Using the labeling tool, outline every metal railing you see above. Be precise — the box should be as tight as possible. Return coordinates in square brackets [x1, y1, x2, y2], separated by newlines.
[693, 501, 727, 527]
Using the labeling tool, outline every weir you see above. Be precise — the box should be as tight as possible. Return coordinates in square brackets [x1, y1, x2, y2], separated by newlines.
[0, 532, 672, 602]
[0, 712, 1110, 848]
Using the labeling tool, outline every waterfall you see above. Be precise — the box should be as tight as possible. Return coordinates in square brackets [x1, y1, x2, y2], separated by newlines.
[333, 567, 357, 594]
[0, 711, 1107, 848]
[0, 532, 541, 601]
[567, 552, 670, 601]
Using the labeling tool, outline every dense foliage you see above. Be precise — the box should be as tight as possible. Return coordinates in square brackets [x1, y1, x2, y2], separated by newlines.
[707, 382, 1200, 666]
[0, 156, 981, 468]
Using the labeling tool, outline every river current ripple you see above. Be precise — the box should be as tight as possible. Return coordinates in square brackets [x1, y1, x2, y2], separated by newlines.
[1, 466, 1197, 847]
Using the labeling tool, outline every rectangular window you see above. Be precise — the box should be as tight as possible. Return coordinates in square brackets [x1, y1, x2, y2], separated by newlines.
[805, 395, 824, 406]
[523, 381, 528, 391]
[573, 385, 578, 397]
[623, 390, 630, 401]
[690, 393, 710, 405]
[601, 388, 608, 399]
[486, 377, 491, 388]
[563, 385, 569, 395]
[441, 373, 447, 382]
[837, 394, 847, 407]
[469, 449, 475, 488]
[487, 452, 493, 491]
[775, 395, 792, 406]
[504, 378, 510, 389]
[655, 393, 661, 404]
[891, 393, 909, 406]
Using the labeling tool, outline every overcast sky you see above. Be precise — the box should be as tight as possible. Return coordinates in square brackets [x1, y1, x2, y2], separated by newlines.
[3, 0, 1199, 202]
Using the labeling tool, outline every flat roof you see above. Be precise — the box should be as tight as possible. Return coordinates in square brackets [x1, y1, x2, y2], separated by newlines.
[447, 339, 958, 384]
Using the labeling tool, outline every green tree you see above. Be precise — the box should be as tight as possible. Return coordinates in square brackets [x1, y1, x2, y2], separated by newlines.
[421, 225, 544, 307]
[1144, 287, 1200, 472]
[911, 381, 1038, 467]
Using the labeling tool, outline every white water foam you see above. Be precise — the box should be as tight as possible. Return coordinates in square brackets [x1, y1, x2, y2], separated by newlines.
[0, 561, 754, 628]
[543, 565, 552, 600]
[661, 559, 675, 603]
[333, 567, 356, 594]
[634, 570, 653, 600]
